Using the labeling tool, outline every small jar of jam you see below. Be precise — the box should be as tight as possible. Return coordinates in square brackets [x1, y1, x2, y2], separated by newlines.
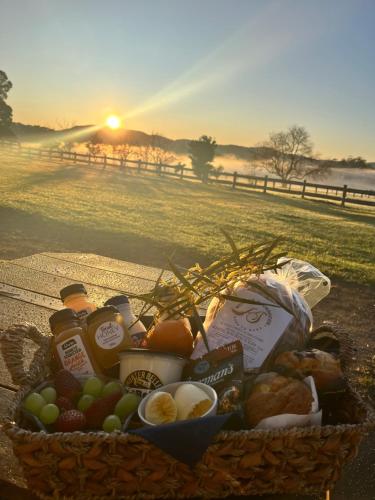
[60, 284, 97, 319]
[49, 308, 102, 376]
[86, 306, 133, 370]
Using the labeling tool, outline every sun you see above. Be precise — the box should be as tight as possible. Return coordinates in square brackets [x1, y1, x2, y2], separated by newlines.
[106, 115, 121, 129]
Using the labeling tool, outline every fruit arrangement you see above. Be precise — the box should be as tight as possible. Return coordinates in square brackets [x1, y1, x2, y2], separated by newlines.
[22, 370, 141, 433]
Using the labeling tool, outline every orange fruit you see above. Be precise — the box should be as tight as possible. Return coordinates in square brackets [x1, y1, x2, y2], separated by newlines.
[146, 319, 194, 357]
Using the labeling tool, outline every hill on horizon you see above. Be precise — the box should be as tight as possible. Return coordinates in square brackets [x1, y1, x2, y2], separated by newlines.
[9, 122, 273, 161]
[8, 122, 375, 167]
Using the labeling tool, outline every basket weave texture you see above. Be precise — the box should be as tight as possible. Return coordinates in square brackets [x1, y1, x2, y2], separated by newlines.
[1, 323, 374, 500]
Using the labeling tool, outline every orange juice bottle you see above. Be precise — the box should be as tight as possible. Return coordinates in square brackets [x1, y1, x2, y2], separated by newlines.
[49, 308, 102, 376]
[60, 284, 96, 319]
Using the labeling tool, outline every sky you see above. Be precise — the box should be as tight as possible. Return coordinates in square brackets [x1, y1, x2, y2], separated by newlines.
[0, 0, 374, 159]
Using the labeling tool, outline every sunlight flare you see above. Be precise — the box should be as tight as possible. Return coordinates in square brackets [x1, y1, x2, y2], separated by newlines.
[106, 115, 121, 129]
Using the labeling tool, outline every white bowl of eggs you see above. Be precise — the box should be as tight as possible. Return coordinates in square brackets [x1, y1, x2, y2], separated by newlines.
[138, 381, 218, 426]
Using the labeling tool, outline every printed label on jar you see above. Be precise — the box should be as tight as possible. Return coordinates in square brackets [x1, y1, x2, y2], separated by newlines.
[95, 321, 124, 349]
[56, 335, 95, 375]
[124, 370, 162, 398]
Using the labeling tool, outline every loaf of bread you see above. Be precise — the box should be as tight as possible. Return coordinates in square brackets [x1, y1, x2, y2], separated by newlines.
[273, 349, 345, 392]
[245, 373, 313, 427]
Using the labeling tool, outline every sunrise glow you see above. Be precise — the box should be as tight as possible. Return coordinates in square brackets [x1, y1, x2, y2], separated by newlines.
[106, 115, 121, 129]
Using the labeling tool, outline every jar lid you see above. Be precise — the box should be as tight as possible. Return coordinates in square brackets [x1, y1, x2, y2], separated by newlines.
[49, 308, 79, 331]
[104, 295, 129, 306]
[86, 305, 118, 324]
[60, 283, 87, 300]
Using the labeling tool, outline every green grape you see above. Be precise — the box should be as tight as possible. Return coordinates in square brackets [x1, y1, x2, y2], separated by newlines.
[77, 394, 95, 412]
[83, 377, 103, 397]
[102, 414, 121, 432]
[101, 381, 123, 397]
[23, 392, 46, 417]
[114, 393, 141, 421]
[39, 404, 60, 425]
[40, 387, 57, 404]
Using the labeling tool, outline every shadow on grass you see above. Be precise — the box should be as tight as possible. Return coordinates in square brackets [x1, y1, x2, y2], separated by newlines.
[212, 184, 375, 226]
[0, 205, 210, 268]
[14, 162, 87, 189]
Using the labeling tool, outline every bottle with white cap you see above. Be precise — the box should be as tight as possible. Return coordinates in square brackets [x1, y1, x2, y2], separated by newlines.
[104, 295, 147, 346]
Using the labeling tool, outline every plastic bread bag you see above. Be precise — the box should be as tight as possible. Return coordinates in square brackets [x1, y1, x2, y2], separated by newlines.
[269, 257, 331, 309]
[192, 273, 312, 371]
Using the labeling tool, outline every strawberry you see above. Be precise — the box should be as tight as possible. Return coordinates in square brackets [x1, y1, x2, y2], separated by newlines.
[56, 396, 75, 412]
[55, 410, 86, 432]
[55, 370, 81, 402]
[85, 391, 122, 429]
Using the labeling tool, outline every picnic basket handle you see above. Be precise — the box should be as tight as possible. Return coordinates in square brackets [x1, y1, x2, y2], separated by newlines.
[0, 323, 52, 388]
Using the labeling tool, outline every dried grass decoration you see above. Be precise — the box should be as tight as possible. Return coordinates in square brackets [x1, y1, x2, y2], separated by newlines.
[129, 230, 311, 369]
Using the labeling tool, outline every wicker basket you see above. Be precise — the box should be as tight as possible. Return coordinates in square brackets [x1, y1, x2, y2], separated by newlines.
[1, 323, 374, 500]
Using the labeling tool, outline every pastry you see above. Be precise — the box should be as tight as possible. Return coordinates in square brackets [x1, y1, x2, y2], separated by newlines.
[273, 349, 345, 392]
[245, 373, 313, 427]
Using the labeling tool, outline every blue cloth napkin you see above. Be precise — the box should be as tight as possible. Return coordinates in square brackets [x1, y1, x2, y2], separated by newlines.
[129, 412, 243, 467]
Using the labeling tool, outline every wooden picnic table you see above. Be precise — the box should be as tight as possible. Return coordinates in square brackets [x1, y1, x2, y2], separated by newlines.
[0, 252, 374, 500]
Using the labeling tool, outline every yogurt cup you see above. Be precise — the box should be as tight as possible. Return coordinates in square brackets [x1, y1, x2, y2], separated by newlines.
[118, 348, 187, 398]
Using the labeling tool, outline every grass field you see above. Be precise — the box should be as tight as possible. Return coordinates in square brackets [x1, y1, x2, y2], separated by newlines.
[1, 151, 374, 286]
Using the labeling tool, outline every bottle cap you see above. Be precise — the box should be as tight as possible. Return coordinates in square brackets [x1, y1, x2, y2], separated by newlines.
[104, 295, 129, 306]
[86, 306, 119, 324]
[49, 308, 79, 332]
[60, 284, 87, 301]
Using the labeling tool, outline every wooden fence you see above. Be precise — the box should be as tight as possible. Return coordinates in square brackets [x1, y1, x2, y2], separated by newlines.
[1, 141, 374, 207]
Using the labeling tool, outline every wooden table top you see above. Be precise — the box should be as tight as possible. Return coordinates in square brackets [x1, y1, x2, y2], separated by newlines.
[0, 252, 373, 500]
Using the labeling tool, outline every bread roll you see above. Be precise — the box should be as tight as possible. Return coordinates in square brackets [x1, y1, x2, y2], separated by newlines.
[245, 373, 313, 427]
[273, 349, 345, 392]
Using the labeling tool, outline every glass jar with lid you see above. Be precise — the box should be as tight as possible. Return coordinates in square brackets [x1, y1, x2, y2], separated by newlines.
[86, 306, 133, 370]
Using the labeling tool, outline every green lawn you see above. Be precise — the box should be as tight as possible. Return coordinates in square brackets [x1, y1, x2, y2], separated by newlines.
[1, 152, 374, 285]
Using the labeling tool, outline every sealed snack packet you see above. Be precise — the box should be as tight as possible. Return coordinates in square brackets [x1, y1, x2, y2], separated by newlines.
[184, 341, 244, 413]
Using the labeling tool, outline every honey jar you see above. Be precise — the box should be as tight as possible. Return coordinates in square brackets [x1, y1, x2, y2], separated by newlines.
[86, 306, 133, 370]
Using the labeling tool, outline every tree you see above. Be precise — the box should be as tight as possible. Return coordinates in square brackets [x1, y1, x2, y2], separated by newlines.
[340, 156, 367, 169]
[189, 135, 217, 182]
[0, 70, 13, 134]
[112, 143, 135, 163]
[258, 125, 327, 182]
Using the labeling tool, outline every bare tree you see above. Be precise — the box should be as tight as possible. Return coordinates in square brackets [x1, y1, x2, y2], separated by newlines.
[85, 141, 104, 160]
[111, 143, 135, 163]
[149, 132, 176, 166]
[134, 133, 176, 168]
[258, 125, 328, 182]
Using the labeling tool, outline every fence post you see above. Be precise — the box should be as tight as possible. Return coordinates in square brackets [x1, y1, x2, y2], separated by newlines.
[158, 162, 162, 176]
[103, 155, 107, 169]
[263, 175, 268, 194]
[88, 154, 91, 166]
[138, 160, 141, 174]
[74, 152, 77, 163]
[341, 185, 348, 207]
[180, 164, 184, 179]
[60, 150, 63, 161]
[232, 171, 238, 190]
[301, 180, 306, 198]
